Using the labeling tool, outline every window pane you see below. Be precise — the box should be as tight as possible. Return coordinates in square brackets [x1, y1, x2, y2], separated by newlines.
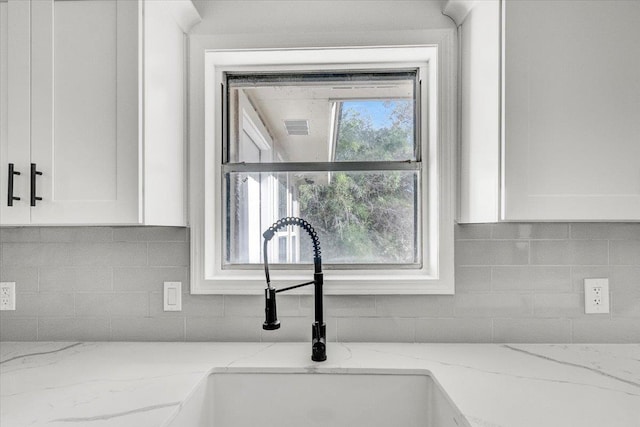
[225, 172, 264, 264]
[224, 170, 420, 266]
[336, 100, 414, 161]
[227, 72, 416, 163]
[278, 236, 287, 264]
[277, 179, 288, 219]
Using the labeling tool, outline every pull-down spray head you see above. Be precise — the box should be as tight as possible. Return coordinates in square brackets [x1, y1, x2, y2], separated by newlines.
[263, 286, 280, 330]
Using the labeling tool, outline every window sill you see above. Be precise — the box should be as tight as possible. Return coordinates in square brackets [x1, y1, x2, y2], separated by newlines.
[190, 266, 455, 295]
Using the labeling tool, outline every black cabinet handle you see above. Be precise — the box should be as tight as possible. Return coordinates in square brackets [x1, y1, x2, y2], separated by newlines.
[7, 163, 21, 206]
[30, 163, 42, 206]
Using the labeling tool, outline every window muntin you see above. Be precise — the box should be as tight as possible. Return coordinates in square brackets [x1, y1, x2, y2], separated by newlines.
[223, 70, 422, 269]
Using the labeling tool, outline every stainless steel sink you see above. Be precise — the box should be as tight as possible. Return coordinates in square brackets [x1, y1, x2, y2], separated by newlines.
[165, 368, 471, 427]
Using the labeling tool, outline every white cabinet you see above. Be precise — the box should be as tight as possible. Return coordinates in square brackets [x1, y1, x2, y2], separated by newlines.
[0, 0, 30, 225]
[457, 0, 640, 222]
[0, 0, 200, 226]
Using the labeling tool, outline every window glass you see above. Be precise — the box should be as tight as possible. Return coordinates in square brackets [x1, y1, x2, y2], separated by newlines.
[225, 170, 420, 266]
[335, 100, 414, 161]
[224, 70, 421, 268]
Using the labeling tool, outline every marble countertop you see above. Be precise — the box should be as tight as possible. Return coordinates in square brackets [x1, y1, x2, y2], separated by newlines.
[1, 342, 639, 427]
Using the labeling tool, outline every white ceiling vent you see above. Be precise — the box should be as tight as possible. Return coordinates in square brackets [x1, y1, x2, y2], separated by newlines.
[283, 119, 310, 136]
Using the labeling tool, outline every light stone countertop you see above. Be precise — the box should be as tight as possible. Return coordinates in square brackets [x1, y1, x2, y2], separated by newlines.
[1, 342, 639, 427]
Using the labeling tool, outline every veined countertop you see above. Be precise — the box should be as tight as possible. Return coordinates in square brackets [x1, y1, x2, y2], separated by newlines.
[1, 342, 639, 427]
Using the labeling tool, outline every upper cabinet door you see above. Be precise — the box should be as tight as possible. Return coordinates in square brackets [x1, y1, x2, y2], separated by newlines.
[29, 0, 140, 224]
[0, 0, 31, 225]
[502, 0, 640, 221]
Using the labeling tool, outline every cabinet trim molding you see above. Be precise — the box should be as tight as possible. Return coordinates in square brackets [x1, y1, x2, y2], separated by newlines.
[442, 0, 476, 26]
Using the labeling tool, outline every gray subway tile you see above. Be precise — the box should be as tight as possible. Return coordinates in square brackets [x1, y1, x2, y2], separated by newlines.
[226, 293, 303, 318]
[533, 293, 586, 318]
[455, 266, 491, 293]
[270, 295, 303, 317]
[415, 318, 492, 343]
[1, 243, 72, 266]
[492, 266, 571, 291]
[0, 267, 38, 292]
[40, 227, 113, 242]
[113, 227, 187, 242]
[186, 316, 261, 341]
[530, 240, 608, 265]
[38, 317, 110, 341]
[148, 242, 189, 266]
[0, 317, 38, 341]
[75, 292, 148, 317]
[39, 267, 112, 292]
[493, 319, 571, 343]
[69, 243, 148, 267]
[149, 292, 224, 317]
[2, 292, 75, 317]
[5, 242, 148, 267]
[113, 267, 188, 292]
[301, 295, 376, 317]
[612, 293, 640, 318]
[375, 295, 454, 317]
[492, 223, 568, 240]
[0, 227, 40, 243]
[610, 241, 640, 265]
[454, 293, 533, 318]
[571, 266, 612, 292]
[336, 317, 415, 342]
[611, 266, 640, 294]
[455, 224, 492, 240]
[572, 319, 640, 343]
[224, 295, 264, 317]
[111, 317, 185, 341]
[571, 223, 640, 240]
[456, 240, 529, 266]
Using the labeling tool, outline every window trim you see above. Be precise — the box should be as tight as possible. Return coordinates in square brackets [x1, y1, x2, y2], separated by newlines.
[191, 45, 455, 295]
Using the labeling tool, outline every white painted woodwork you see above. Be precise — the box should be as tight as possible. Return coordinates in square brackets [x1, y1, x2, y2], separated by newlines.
[30, 0, 139, 224]
[160, 0, 202, 33]
[458, 0, 640, 222]
[143, 0, 188, 226]
[503, 0, 640, 221]
[443, 0, 477, 26]
[0, 1, 31, 225]
[191, 45, 456, 294]
[1, 0, 200, 226]
[457, 0, 500, 223]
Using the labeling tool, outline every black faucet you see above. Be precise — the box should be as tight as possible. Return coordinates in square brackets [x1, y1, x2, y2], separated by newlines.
[261, 217, 326, 362]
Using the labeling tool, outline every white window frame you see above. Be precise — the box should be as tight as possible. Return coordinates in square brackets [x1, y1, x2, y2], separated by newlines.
[191, 45, 455, 295]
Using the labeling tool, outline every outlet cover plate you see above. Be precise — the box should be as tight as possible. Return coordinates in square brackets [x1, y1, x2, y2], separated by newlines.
[584, 278, 609, 314]
[0, 282, 16, 311]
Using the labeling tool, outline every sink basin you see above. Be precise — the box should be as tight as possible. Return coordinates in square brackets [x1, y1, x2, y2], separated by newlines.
[165, 368, 471, 427]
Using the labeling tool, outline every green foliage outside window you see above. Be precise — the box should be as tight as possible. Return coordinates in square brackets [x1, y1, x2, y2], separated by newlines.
[297, 101, 418, 264]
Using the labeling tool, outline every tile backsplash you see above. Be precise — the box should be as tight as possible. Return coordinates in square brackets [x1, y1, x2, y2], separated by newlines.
[1, 223, 638, 343]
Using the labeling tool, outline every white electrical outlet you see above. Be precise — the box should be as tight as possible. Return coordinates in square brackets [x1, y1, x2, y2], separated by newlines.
[164, 282, 182, 311]
[584, 278, 609, 314]
[0, 282, 16, 311]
